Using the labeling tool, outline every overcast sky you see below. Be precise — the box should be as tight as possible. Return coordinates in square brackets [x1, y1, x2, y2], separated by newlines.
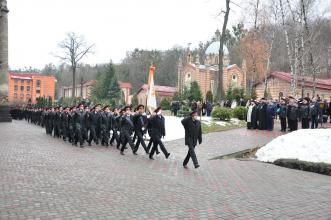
[8, 0, 247, 70]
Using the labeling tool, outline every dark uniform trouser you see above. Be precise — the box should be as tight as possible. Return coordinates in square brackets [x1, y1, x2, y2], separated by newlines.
[289, 119, 298, 131]
[149, 137, 168, 157]
[69, 125, 75, 142]
[89, 126, 99, 144]
[301, 118, 309, 129]
[311, 115, 318, 129]
[183, 144, 198, 167]
[110, 130, 119, 145]
[120, 131, 135, 152]
[102, 128, 110, 144]
[75, 124, 84, 145]
[280, 117, 287, 131]
[134, 131, 148, 152]
[62, 125, 69, 140]
[54, 123, 61, 138]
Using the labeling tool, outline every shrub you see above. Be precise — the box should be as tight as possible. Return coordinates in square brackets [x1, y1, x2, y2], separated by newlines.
[233, 106, 247, 120]
[160, 98, 170, 110]
[274, 159, 331, 176]
[211, 107, 232, 121]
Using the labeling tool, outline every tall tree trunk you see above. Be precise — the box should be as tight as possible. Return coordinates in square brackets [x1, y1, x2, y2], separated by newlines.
[249, 0, 260, 98]
[263, 30, 275, 98]
[301, 0, 316, 97]
[279, 0, 296, 96]
[72, 66, 76, 98]
[216, 0, 230, 101]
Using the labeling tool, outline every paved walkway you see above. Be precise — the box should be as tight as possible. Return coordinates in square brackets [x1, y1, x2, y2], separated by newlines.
[0, 120, 330, 220]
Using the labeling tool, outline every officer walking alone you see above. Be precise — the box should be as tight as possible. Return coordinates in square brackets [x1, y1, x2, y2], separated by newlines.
[181, 111, 202, 169]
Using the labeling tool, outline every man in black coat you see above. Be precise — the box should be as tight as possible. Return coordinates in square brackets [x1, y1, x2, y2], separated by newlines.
[120, 106, 136, 155]
[257, 99, 267, 130]
[88, 105, 102, 145]
[74, 103, 87, 147]
[181, 111, 202, 169]
[132, 105, 149, 154]
[61, 107, 70, 141]
[101, 106, 113, 147]
[110, 107, 121, 147]
[148, 107, 170, 160]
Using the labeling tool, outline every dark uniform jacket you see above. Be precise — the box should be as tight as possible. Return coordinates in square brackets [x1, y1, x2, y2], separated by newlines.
[120, 115, 134, 134]
[132, 113, 148, 133]
[89, 111, 101, 128]
[181, 117, 202, 146]
[101, 112, 113, 130]
[148, 115, 165, 139]
[61, 112, 70, 128]
[300, 104, 310, 119]
[74, 110, 87, 128]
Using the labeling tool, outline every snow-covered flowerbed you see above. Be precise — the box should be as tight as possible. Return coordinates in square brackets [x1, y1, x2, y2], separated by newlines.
[256, 129, 331, 164]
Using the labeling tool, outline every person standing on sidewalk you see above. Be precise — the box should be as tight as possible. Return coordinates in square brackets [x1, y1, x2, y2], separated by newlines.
[181, 111, 202, 169]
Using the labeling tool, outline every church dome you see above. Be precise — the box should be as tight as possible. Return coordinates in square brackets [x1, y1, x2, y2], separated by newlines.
[205, 41, 229, 55]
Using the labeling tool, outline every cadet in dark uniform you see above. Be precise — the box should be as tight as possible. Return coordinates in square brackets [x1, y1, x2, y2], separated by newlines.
[61, 107, 70, 141]
[132, 104, 149, 154]
[88, 105, 101, 146]
[300, 97, 310, 129]
[120, 106, 136, 155]
[74, 103, 86, 147]
[53, 107, 62, 138]
[181, 111, 202, 169]
[109, 107, 120, 147]
[101, 106, 112, 147]
[148, 107, 170, 160]
[68, 106, 76, 144]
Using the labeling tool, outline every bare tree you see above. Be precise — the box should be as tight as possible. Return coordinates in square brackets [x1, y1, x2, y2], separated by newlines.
[301, 0, 317, 97]
[56, 32, 94, 98]
[279, 0, 297, 96]
[216, 0, 230, 101]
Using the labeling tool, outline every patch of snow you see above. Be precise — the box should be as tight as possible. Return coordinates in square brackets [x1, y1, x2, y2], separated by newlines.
[256, 129, 331, 164]
[163, 116, 185, 142]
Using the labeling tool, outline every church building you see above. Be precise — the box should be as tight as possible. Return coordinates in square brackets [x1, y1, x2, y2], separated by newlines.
[177, 41, 246, 100]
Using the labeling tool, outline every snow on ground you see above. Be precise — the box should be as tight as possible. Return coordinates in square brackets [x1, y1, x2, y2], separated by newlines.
[256, 129, 331, 164]
[163, 116, 185, 142]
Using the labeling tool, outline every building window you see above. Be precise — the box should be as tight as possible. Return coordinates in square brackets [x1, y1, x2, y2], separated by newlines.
[36, 90, 40, 94]
[231, 74, 238, 87]
[14, 85, 18, 91]
[27, 86, 30, 91]
[26, 80, 30, 84]
[14, 79, 18, 84]
[36, 80, 41, 87]
[14, 93, 17, 98]
[20, 86, 24, 91]
[26, 94, 31, 98]
[20, 94, 24, 98]
[21, 79, 24, 83]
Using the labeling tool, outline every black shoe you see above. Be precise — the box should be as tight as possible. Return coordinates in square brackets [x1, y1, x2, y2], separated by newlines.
[105, 143, 109, 147]
[165, 153, 170, 159]
[80, 144, 84, 148]
[101, 142, 105, 146]
[183, 165, 188, 169]
[95, 141, 99, 145]
[195, 165, 200, 169]
[88, 142, 92, 146]
[120, 151, 125, 155]
[156, 151, 160, 155]
[149, 156, 154, 160]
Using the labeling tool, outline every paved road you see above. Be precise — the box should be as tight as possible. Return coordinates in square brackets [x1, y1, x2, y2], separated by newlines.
[0, 120, 330, 220]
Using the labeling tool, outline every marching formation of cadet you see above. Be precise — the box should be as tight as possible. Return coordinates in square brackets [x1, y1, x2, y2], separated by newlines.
[10, 104, 171, 160]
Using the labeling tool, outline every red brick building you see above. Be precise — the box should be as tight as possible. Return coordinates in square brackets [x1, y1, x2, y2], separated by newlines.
[7, 72, 56, 104]
[255, 71, 331, 100]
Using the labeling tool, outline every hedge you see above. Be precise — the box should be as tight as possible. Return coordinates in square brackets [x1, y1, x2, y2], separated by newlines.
[274, 159, 331, 176]
[233, 106, 247, 120]
[211, 107, 232, 121]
